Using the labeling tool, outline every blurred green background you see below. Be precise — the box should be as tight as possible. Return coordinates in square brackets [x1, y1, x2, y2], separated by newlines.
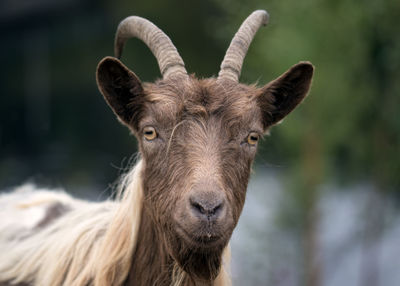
[0, 0, 399, 285]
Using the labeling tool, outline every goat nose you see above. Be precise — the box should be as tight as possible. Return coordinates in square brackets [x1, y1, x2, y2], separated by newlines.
[189, 195, 224, 221]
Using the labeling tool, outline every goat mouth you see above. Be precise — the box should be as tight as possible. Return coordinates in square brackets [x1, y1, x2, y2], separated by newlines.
[175, 224, 225, 249]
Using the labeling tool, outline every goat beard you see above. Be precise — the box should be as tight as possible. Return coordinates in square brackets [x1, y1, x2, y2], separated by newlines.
[166, 231, 225, 281]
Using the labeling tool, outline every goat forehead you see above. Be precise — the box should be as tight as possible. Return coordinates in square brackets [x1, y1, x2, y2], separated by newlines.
[146, 79, 261, 128]
[186, 79, 258, 113]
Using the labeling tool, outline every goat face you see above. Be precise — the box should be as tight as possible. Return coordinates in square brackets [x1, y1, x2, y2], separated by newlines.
[139, 79, 261, 248]
[97, 57, 313, 280]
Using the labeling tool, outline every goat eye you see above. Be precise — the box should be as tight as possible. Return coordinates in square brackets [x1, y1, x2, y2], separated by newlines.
[143, 126, 157, 141]
[247, 132, 259, 145]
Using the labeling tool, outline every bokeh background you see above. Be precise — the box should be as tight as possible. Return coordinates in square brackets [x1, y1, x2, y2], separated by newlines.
[1, 0, 399, 285]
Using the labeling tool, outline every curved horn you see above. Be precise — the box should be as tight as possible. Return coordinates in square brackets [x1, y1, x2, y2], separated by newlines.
[115, 16, 188, 79]
[218, 10, 269, 82]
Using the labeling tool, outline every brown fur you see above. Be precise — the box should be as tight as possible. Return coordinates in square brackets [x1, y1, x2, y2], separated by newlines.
[124, 78, 261, 285]
[96, 57, 314, 285]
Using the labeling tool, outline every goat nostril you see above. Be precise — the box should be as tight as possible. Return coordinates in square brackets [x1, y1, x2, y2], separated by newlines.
[191, 201, 206, 214]
[211, 204, 222, 215]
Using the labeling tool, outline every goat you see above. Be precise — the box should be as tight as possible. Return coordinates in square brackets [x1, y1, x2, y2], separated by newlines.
[0, 10, 313, 286]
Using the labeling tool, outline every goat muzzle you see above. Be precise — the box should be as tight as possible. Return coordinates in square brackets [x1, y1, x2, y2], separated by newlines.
[174, 180, 232, 248]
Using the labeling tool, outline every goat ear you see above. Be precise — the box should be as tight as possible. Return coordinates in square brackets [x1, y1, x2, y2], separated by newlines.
[258, 61, 314, 129]
[96, 56, 145, 130]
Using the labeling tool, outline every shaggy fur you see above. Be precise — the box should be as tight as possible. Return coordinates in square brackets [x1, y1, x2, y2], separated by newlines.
[0, 162, 142, 286]
[0, 161, 230, 286]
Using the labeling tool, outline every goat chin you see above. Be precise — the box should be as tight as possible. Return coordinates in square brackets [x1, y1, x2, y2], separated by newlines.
[170, 240, 231, 285]
[162, 226, 226, 281]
